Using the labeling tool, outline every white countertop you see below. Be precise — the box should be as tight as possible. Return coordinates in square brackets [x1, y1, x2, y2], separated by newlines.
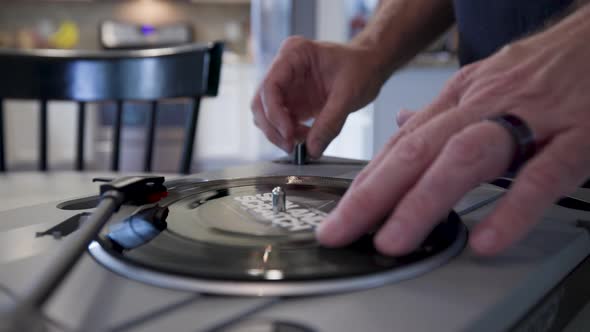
[0, 171, 177, 212]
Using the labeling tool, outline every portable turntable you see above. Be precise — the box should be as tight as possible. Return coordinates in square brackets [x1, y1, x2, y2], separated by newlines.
[0, 149, 590, 331]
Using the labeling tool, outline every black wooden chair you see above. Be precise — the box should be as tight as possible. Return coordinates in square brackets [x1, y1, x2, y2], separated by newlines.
[0, 42, 223, 174]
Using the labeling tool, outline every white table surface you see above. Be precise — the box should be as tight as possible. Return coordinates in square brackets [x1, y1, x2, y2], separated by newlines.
[0, 171, 588, 330]
[0, 171, 177, 212]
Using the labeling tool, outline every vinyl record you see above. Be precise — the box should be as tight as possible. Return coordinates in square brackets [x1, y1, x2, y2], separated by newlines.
[90, 176, 467, 296]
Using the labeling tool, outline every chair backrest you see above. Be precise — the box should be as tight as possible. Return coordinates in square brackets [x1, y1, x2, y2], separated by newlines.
[0, 42, 223, 174]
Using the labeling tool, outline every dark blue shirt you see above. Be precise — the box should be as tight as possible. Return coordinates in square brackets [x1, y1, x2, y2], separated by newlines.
[453, 0, 574, 65]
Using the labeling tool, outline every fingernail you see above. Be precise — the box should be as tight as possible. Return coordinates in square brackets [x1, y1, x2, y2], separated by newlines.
[473, 228, 498, 252]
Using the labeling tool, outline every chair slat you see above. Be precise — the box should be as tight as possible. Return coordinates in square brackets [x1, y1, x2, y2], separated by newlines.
[180, 97, 201, 174]
[76, 102, 86, 171]
[111, 101, 123, 172]
[39, 100, 48, 171]
[0, 99, 5, 172]
[144, 101, 158, 172]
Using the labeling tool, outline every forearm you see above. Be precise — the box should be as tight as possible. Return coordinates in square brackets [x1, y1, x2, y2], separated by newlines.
[522, 1, 590, 49]
[351, 0, 455, 81]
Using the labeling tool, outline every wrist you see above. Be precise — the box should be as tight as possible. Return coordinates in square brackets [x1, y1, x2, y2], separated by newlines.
[348, 0, 455, 81]
[521, 1, 590, 51]
[348, 37, 400, 88]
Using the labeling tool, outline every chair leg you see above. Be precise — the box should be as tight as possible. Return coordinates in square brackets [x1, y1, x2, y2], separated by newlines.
[0, 99, 5, 172]
[76, 102, 86, 171]
[180, 97, 201, 174]
[144, 101, 158, 173]
[39, 100, 48, 171]
[111, 101, 123, 172]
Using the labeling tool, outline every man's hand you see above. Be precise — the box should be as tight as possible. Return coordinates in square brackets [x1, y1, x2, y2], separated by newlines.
[251, 0, 455, 158]
[251, 37, 384, 158]
[317, 4, 590, 256]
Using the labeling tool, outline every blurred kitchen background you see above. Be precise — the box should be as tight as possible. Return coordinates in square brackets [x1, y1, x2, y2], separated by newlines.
[0, 0, 458, 173]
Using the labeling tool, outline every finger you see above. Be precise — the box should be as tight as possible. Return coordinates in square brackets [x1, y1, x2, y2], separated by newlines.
[351, 107, 449, 189]
[396, 109, 417, 127]
[320, 65, 469, 241]
[252, 94, 290, 152]
[470, 129, 590, 256]
[294, 123, 311, 143]
[259, 53, 303, 151]
[261, 82, 295, 151]
[306, 95, 349, 159]
[317, 107, 480, 247]
[349, 71, 463, 189]
[374, 122, 513, 255]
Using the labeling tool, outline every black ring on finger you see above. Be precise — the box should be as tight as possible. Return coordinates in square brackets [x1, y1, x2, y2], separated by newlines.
[487, 113, 536, 173]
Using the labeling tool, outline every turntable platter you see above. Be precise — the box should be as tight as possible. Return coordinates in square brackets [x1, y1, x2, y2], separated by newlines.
[89, 176, 467, 296]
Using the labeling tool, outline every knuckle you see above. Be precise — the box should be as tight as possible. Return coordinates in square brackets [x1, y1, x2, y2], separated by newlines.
[502, 65, 526, 83]
[313, 120, 343, 146]
[444, 131, 483, 166]
[470, 75, 508, 98]
[383, 133, 402, 151]
[281, 36, 309, 51]
[395, 128, 411, 138]
[395, 135, 428, 162]
[452, 63, 477, 87]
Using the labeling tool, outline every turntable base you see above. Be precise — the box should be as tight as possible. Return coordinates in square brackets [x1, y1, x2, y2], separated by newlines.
[0, 157, 589, 331]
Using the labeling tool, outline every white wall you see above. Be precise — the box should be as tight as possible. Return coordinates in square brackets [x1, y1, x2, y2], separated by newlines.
[315, 0, 374, 160]
[372, 66, 457, 154]
[4, 100, 96, 169]
[316, 0, 348, 43]
[195, 62, 262, 167]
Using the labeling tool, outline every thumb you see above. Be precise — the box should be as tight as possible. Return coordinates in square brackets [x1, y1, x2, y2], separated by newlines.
[307, 97, 349, 159]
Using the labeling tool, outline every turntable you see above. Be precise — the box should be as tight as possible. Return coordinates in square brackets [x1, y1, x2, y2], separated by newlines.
[0, 150, 590, 332]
